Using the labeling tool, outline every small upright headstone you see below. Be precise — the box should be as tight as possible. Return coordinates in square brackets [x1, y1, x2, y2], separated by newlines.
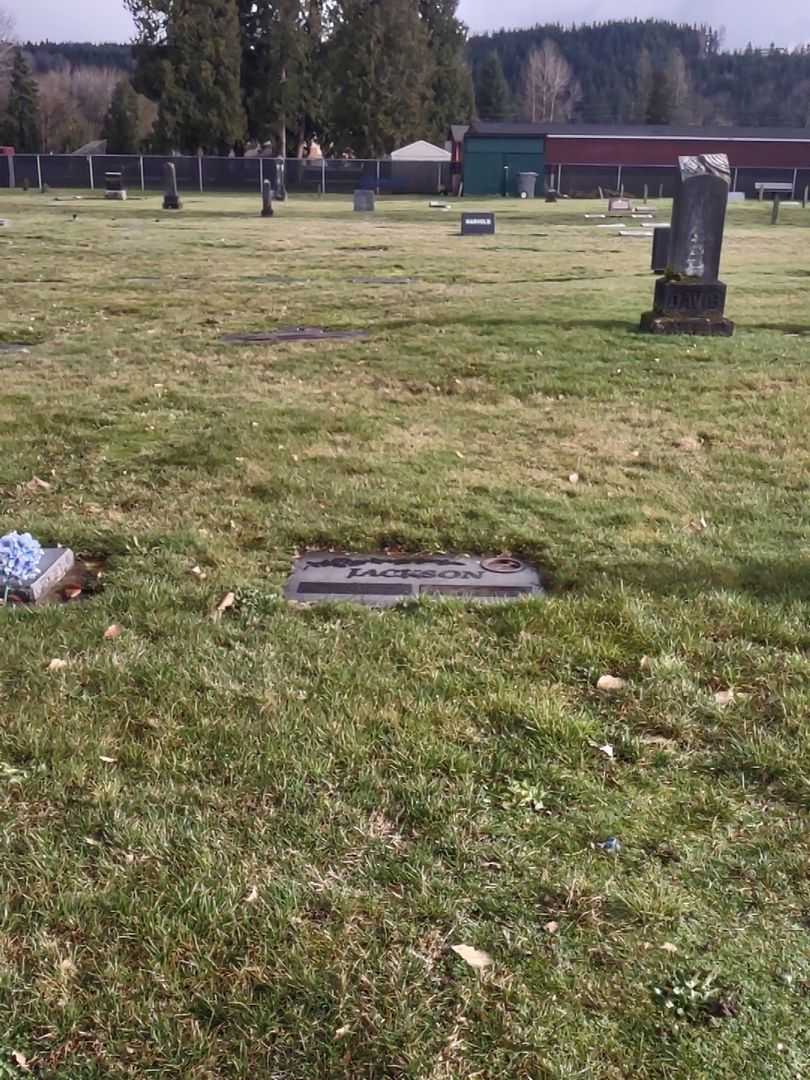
[640, 153, 734, 337]
[261, 179, 274, 218]
[353, 189, 375, 212]
[651, 225, 671, 273]
[608, 197, 632, 217]
[274, 159, 287, 201]
[104, 172, 127, 201]
[460, 211, 495, 236]
[162, 163, 181, 210]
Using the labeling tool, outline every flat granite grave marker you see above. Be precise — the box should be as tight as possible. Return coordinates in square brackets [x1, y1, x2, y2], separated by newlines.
[221, 326, 368, 345]
[640, 153, 734, 337]
[461, 212, 495, 236]
[162, 163, 181, 210]
[285, 552, 543, 607]
[261, 179, 274, 218]
[105, 172, 127, 201]
[354, 189, 375, 212]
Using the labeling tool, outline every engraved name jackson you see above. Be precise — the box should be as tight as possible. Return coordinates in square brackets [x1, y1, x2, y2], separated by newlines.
[304, 557, 486, 582]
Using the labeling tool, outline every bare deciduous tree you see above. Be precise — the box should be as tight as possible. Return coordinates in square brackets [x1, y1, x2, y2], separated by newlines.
[37, 67, 119, 152]
[0, 4, 16, 107]
[521, 39, 582, 123]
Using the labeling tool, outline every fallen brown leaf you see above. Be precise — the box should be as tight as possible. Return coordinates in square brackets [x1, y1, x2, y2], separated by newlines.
[544, 921, 560, 934]
[597, 675, 626, 692]
[12, 1051, 30, 1072]
[714, 690, 734, 707]
[103, 624, 123, 640]
[451, 944, 493, 970]
[47, 658, 68, 671]
[211, 592, 236, 621]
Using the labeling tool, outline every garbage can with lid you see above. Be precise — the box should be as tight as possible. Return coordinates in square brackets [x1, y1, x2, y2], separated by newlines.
[517, 172, 538, 199]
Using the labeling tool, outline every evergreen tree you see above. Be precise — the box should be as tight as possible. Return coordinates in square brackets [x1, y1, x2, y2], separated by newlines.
[154, 0, 245, 153]
[418, 0, 475, 137]
[645, 69, 673, 124]
[102, 79, 140, 153]
[476, 51, 511, 121]
[243, 0, 325, 155]
[3, 49, 40, 151]
[327, 0, 433, 156]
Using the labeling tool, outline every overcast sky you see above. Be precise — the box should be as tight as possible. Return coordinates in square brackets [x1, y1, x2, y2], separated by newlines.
[5, 0, 810, 50]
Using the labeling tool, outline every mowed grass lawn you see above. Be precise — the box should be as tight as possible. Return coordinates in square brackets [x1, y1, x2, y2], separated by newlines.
[1, 189, 810, 1079]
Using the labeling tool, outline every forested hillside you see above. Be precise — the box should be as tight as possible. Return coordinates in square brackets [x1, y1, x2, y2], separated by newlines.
[468, 20, 810, 127]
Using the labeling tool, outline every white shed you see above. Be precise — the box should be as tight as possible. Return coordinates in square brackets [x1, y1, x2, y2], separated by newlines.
[390, 140, 451, 162]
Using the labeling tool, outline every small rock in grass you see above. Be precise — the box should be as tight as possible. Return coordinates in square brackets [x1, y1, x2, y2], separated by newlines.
[714, 689, 734, 707]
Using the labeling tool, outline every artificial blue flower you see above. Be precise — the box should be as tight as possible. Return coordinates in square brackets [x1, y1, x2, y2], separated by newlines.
[0, 531, 43, 585]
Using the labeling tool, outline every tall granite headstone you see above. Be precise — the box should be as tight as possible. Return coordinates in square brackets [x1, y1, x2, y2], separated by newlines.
[640, 153, 734, 336]
[162, 163, 181, 210]
[261, 179, 274, 218]
[274, 159, 287, 201]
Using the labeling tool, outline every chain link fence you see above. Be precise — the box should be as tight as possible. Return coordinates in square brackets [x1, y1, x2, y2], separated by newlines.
[3, 153, 807, 201]
[0, 153, 451, 196]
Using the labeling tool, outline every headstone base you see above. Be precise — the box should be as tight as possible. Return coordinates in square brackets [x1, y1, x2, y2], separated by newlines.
[641, 279, 734, 336]
[639, 312, 735, 336]
[261, 205, 274, 218]
[163, 195, 182, 210]
[105, 190, 127, 201]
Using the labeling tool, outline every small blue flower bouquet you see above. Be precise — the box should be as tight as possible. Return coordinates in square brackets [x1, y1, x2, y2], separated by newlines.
[0, 531, 43, 599]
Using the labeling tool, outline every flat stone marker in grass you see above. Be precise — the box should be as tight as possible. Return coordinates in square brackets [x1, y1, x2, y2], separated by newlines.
[162, 163, 182, 211]
[221, 326, 368, 344]
[1, 544, 74, 605]
[285, 552, 543, 607]
[354, 189, 375, 212]
[461, 212, 495, 236]
[641, 153, 734, 337]
[0, 343, 32, 354]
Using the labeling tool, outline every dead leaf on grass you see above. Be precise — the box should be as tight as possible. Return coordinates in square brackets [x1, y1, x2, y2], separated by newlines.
[211, 592, 236, 621]
[26, 475, 51, 492]
[47, 658, 68, 671]
[334, 1024, 351, 1040]
[640, 655, 654, 672]
[99, 756, 117, 764]
[12, 1051, 30, 1072]
[103, 624, 123, 640]
[451, 944, 493, 970]
[244, 885, 259, 904]
[597, 675, 626, 692]
[661, 942, 678, 954]
[714, 690, 734, 707]
[544, 921, 560, 934]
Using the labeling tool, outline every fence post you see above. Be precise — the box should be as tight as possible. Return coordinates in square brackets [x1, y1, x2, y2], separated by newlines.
[198, 155, 203, 193]
[617, 165, 623, 195]
[259, 156, 264, 193]
[322, 157, 326, 195]
[36, 155, 43, 191]
[557, 164, 563, 193]
[792, 168, 798, 198]
[376, 159, 381, 195]
[732, 168, 738, 192]
[88, 155, 94, 191]
[139, 156, 145, 192]
[8, 154, 14, 189]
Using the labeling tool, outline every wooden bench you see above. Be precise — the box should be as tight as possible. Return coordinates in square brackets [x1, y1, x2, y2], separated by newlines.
[755, 181, 793, 200]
